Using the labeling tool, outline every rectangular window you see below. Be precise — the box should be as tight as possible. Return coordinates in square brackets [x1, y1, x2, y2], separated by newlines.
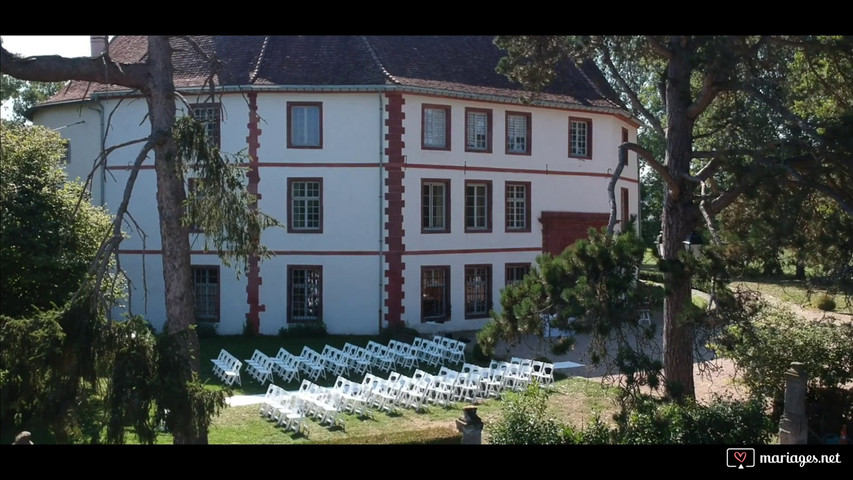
[506, 112, 531, 155]
[187, 177, 204, 233]
[505, 181, 531, 232]
[465, 108, 492, 153]
[505, 263, 531, 286]
[569, 117, 592, 159]
[190, 103, 221, 148]
[422, 266, 450, 323]
[192, 266, 220, 323]
[422, 104, 451, 150]
[465, 180, 492, 232]
[60, 139, 70, 164]
[621, 187, 630, 232]
[464, 265, 492, 319]
[422, 179, 450, 233]
[288, 178, 323, 233]
[288, 265, 322, 323]
[287, 102, 322, 148]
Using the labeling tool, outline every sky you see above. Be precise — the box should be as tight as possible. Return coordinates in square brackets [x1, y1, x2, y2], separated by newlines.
[1, 36, 95, 119]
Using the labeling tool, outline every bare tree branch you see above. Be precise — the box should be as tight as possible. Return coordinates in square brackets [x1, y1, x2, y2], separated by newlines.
[687, 70, 720, 120]
[646, 36, 673, 60]
[782, 164, 853, 216]
[0, 47, 148, 90]
[606, 145, 630, 234]
[623, 141, 681, 201]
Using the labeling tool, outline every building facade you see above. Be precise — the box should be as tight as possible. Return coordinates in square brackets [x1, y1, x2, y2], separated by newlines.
[32, 36, 640, 336]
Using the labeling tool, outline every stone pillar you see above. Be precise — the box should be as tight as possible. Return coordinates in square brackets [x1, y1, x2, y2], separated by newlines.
[456, 405, 483, 445]
[778, 362, 808, 444]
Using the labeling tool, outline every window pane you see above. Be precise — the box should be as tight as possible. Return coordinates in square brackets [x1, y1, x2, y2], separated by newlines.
[291, 105, 320, 147]
[291, 267, 321, 321]
[465, 183, 488, 229]
[423, 183, 446, 230]
[506, 184, 527, 230]
[571, 120, 588, 156]
[291, 181, 321, 230]
[465, 266, 491, 317]
[422, 267, 448, 322]
[507, 114, 527, 153]
[424, 108, 446, 148]
[467, 111, 488, 150]
[193, 266, 219, 322]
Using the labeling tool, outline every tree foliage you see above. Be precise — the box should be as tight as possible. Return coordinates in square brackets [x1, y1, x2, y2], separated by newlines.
[0, 74, 62, 124]
[0, 122, 114, 318]
[494, 35, 853, 400]
[711, 304, 853, 429]
[1, 36, 277, 443]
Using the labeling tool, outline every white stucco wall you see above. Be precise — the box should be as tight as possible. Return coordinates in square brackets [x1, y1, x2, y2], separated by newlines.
[33, 88, 639, 336]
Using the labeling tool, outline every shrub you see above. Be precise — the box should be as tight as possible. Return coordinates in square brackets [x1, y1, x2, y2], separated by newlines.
[278, 322, 328, 338]
[712, 304, 853, 430]
[617, 396, 773, 444]
[196, 322, 218, 338]
[487, 382, 567, 445]
[812, 294, 836, 311]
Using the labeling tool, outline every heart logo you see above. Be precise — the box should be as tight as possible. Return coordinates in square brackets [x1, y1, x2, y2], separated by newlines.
[734, 451, 747, 463]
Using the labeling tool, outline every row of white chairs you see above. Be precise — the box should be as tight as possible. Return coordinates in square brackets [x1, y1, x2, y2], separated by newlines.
[211, 349, 242, 386]
[244, 349, 275, 385]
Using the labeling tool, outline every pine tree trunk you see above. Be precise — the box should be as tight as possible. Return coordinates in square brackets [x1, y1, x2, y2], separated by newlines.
[147, 36, 205, 444]
[661, 38, 698, 401]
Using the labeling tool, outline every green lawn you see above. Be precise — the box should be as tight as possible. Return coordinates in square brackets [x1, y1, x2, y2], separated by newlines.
[731, 278, 852, 315]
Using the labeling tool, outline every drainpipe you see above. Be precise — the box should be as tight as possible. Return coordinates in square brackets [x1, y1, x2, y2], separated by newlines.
[378, 93, 385, 335]
[87, 101, 106, 206]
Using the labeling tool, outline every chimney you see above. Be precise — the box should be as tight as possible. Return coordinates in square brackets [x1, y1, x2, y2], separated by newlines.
[90, 36, 107, 57]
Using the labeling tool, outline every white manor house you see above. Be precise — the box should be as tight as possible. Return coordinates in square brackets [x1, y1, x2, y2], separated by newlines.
[32, 36, 640, 336]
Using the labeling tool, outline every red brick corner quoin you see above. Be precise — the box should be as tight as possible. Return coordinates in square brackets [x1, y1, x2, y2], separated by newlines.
[384, 92, 406, 328]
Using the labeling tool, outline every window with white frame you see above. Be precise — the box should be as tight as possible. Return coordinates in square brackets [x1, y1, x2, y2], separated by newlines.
[505, 182, 530, 232]
[464, 265, 491, 318]
[422, 266, 450, 322]
[506, 112, 531, 154]
[192, 266, 219, 323]
[465, 180, 491, 232]
[423, 104, 450, 150]
[288, 102, 322, 148]
[288, 265, 322, 322]
[190, 103, 221, 147]
[569, 117, 592, 158]
[465, 108, 492, 152]
[288, 178, 322, 232]
[422, 180, 449, 233]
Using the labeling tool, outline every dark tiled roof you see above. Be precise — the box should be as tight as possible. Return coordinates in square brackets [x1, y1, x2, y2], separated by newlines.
[43, 35, 625, 111]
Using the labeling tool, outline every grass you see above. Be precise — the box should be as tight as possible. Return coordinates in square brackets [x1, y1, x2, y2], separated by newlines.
[195, 376, 618, 445]
[730, 278, 852, 315]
